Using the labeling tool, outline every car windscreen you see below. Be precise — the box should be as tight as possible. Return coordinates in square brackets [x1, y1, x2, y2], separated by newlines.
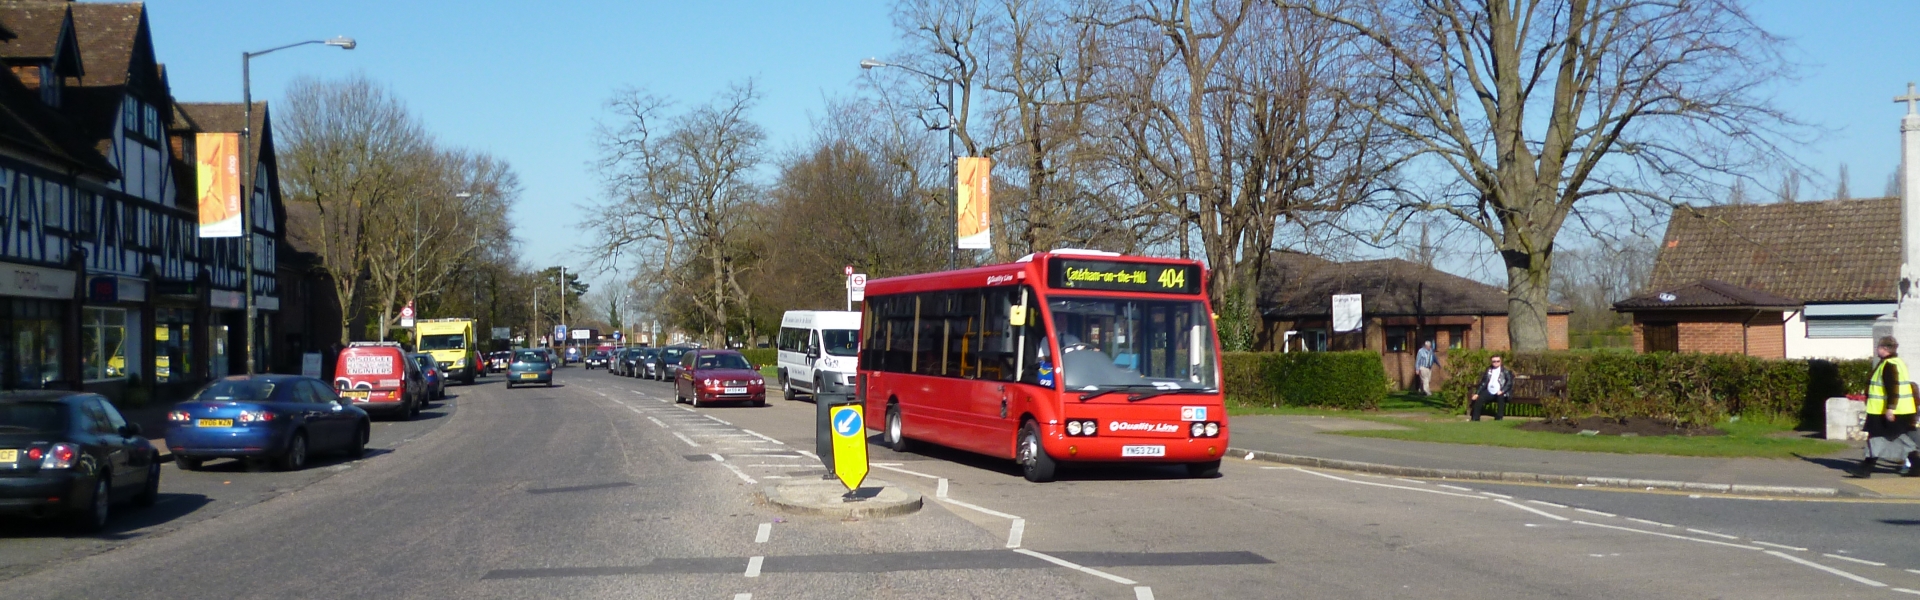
[662, 348, 686, 361]
[696, 354, 753, 370]
[822, 329, 860, 357]
[418, 334, 466, 351]
[0, 402, 66, 433]
[515, 351, 547, 363]
[195, 380, 277, 402]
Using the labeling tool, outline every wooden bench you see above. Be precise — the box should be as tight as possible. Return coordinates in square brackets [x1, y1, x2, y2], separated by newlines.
[1508, 374, 1567, 406]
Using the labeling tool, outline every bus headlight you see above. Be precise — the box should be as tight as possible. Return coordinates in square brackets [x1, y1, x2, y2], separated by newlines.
[1067, 421, 1083, 436]
[1191, 422, 1206, 437]
[1204, 422, 1219, 437]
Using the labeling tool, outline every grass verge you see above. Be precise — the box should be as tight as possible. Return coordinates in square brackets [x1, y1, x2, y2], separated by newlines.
[1331, 417, 1846, 458]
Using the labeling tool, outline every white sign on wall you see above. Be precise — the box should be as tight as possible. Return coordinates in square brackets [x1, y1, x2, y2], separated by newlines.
[1332, 294, 1363, 333]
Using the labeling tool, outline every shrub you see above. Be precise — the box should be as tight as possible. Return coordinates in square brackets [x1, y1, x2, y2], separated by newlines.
[1224, 351, 1389, 410]
[739, 348, 776, 368]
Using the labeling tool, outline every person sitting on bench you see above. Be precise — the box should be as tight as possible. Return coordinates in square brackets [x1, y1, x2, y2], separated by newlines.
[1469, 356, 1513, 421]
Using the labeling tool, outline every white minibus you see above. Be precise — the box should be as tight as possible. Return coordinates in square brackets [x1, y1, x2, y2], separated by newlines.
[775, 310, 862, 399]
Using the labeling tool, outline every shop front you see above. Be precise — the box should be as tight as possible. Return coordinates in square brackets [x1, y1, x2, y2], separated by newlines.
[0, 262, 75, 391]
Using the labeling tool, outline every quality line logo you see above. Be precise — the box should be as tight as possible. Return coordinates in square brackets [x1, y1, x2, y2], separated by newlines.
[1108, 421, 1179, 433]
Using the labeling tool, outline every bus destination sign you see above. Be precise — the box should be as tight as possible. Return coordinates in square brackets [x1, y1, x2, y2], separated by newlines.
[1049, 258, 1201, 295]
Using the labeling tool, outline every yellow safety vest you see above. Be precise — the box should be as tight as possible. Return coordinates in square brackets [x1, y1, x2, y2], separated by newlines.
[1867, 357, 1917, 415]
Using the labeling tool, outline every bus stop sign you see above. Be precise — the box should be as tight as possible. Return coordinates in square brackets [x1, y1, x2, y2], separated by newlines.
[829, 405, 869, 491]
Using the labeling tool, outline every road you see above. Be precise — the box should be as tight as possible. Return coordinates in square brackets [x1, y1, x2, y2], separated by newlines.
[5, 367, 1920, 598]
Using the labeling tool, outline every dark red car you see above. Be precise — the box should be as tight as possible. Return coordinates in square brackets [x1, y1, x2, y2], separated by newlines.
[674, 350, 767, 407]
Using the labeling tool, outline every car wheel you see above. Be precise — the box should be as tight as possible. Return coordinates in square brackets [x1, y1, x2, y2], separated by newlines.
[349, 423, 369, 458]
[276, 432, 309, 471]
[72, 476, 110, 533]
[1187, 460, 1222, 479]
[754, 397, 767, 407]
[691, 393, 703, 408]
[505, 382, 514, 389]
[175, 456, 203, 471]
[1018, 420, 1057, 483]
[885, 404, 914, 453]
[132, 461, 161, 507]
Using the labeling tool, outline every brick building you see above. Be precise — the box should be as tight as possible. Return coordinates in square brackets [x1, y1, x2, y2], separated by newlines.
[1636, 198, 1897, 359]
[1258, 252, 1570, 390]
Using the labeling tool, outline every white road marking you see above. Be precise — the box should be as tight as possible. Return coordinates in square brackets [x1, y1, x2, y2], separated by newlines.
[1134, 586, 1155, 600]
[1626, 518, 1673, 528]
[734, 594, 752, 600]
[645, 417, 667, 428]
[796, 450, 819, 459]
[1823, 553, 1888, 567]
[693, 434, 755, 438]
[1892, 588, 1920, 596]
[1528, 500, 1567, 509]
[1480, 492, 1513, 499]
[937, 478, 949, 498]
[671, 432, 700, 447]
[1767, 551, 1885, 587]
[873, 464, 942, 480]
[1907, 568, 1920, 575]
[1497, 499, 1569, 521]
[1572, 521, 1761, 551]
[746, 463, 811, 467]
[1753, 541, 1805, 551]
[720, 461, 758, 484]
[1289, 468, 1485, 499]
[942, 498, 1023, 520]
[740, 429, 786, 445]
[1686, 528, 1741, 540]
[1391, 478, 1425, 484]
[1007, 519, 1026, 548]
[709, 453, 727, 462]
[1014, 548, 1137, 585]
[1574, 508, 1617, 518]
[755, 523, 772, 543]
[1435, 484, 1473, 492]
[744, 556, 764, 577]
[705, 415, 732, 425]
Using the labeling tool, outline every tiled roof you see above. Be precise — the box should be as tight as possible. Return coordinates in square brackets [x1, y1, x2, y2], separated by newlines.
[1613, 279, 1804, 312]
[1259, 253, 1561, 318]
[0, 62, 114, 177]
[0, 4, 68, 61]
[63, 2, 139, 87]
[1648, 198, 1898, 303]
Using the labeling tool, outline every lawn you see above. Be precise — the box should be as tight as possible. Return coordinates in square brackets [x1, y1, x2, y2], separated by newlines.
[1334, 417, 1847, 458]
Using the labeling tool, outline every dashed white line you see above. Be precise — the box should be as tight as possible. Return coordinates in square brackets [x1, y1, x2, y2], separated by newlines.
[709, 453, 727, 462]
[1823, 553, 1888, 567]
[1892, 588, 1920, 596]
[1435, 484, 1473, 492]
[1479, 492, 1513, 499]
[645, 417, 667, 428]
[1768, 551, 1884, 587]
[755, 523, 772, 543]
[1013, 548, 1137, 585]
[733, 594, 752, 600]
[936, 478, 949, 498]
[873, 464, 941, 480]
[1391, 477, 1425, 484]
[1134, 586, 1155, 600]
[705, 415, 732, 425]
[1626, 518, 1673, 528]
[1573, 521, 1762, 551]
[1574, 508, 1616, 518]
[740, 429, 787, 445]
[1685, 528, 1741, 540]
[1289, 468, 1485, 499]
[1007, 519, 1026, 548]
[671, 432, 700, 447]
[1528, 500, 1568, 509]
[1906, 568, 1920, 576]
[744, 556, 764, 578]
[719, 461, 758, 484]
[1497, 498, 1569, 521]
[943, 498, 1022, 520]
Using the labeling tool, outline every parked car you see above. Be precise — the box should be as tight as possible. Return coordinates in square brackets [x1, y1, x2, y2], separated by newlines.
[585, 350, 610, 370]
[332, 341, 425, 420]
[167, 375, 370, 473]
[613, 348, 640, 377]
[564, 346, 583, 365]
[674, 349, 767, 407]
[0, 391, 161, 532]
[506, 349, 555, 388]
[413, 354, 447, 401]
[656, 345, 694, 381]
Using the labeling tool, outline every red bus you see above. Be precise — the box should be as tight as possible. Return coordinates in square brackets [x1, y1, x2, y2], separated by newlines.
[859, 250, 1225, 482]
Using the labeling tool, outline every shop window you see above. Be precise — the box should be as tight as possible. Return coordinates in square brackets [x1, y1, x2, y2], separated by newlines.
[1385, 327, 1409, 353]
[5, 299, 63, 389]
[82, 307, 127, 381]
[156, 308, 193, 384]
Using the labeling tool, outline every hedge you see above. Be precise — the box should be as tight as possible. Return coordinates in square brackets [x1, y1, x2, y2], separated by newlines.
[1436, 350, 1873, 427]
[1224, 351, 1390, 410]
[739, 348, 777, 368]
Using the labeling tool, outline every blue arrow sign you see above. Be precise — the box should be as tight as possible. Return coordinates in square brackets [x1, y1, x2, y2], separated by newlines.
[834, 409, 863, 437]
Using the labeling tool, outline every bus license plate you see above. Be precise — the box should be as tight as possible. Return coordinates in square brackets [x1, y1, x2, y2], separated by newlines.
[1121, 445, 1165, 457]
[724, 387, 748, 394]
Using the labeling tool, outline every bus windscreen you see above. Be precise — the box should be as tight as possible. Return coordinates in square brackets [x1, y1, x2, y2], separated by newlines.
[1047, 297, 1216, 392]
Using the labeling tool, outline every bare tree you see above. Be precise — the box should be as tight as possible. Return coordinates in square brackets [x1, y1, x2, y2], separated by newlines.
[362, 149, 520, 340]
[585, 84, 766, 347]
[1281, 0, 1803, 351]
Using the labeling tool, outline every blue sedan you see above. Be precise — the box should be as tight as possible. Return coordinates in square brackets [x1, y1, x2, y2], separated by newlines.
[166, 375, 370, 471]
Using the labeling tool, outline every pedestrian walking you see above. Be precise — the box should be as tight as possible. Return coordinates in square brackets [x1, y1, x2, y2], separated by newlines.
[1414, 340, 1437, 395]
[1468, 355, 1513, 421]
[1851, 336, 1917, 478]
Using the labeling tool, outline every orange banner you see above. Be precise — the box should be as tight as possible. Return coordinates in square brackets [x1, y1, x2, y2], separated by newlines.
[956, 156, 991, 250]
[196, 132, 242, 238]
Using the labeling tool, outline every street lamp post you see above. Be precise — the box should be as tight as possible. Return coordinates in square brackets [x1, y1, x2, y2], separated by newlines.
[241, 36, 354, 374]
[860, 58, 959, 269]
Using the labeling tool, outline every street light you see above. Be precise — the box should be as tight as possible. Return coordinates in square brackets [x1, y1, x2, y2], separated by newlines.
[860, 57, 960, 269]
[240, 36, 354, 374]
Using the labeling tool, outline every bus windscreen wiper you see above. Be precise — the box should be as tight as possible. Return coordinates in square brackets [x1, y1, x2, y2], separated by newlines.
[1077, 385, 1159, 401]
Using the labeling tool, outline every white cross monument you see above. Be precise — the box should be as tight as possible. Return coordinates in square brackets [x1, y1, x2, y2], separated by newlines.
[1894, 83, 1920, 353]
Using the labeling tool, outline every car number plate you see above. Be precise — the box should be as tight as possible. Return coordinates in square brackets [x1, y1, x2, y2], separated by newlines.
[724, 387, 748, 394]
[0, 449, 15, 464]
[1121, 445, 1165, 457]
[520, 373, 539, 380]
[198, 418, 233, 428]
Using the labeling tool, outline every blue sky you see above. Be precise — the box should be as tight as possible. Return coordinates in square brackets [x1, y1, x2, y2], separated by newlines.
[147, 1, 1920, 287]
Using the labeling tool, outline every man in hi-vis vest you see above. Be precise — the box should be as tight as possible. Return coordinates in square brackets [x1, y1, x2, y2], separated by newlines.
[1851, 336, 1918, 478]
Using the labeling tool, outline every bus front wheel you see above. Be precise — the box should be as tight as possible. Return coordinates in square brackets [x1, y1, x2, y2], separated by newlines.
[1018, 421, 1057, 483]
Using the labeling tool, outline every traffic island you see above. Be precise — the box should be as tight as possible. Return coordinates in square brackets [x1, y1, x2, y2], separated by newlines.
[759, 478, 923, 518]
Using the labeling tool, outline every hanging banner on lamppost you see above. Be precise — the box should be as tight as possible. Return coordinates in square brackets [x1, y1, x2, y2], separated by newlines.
[195, 133, 243, 238]
[956, 157, 991, 249]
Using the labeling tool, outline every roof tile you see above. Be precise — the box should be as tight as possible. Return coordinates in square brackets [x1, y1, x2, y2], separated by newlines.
[1649, 198, 1898, 303]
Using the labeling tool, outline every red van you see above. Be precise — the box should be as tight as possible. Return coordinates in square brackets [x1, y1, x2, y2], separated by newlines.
[333, 342, 425, 420]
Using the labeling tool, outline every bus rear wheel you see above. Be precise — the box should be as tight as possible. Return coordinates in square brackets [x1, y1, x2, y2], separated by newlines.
[884, 404, 913, 453]
[1018, 420, 1057, 483]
